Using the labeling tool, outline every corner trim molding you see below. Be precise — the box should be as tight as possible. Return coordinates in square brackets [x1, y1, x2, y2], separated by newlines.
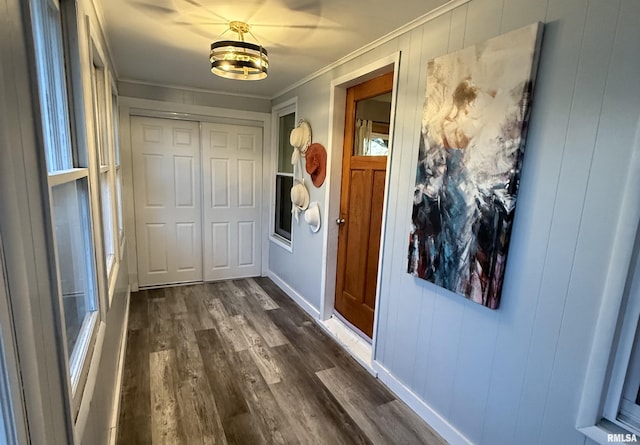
[270, 0, 471, 99]
[373, 361, 473, 445]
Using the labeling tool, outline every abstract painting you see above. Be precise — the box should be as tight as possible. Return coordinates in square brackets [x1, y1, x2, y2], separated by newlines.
[407, 23, 543, 309]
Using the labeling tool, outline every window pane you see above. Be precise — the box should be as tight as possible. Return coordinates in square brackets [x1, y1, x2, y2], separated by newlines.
[0, 332, 18, 445]
[275, 175, 293, 241]
[31, 0, 73, 172]
[51, 179, 98, 361]
[112, 94, 120, 166]
[92, 62, 108, 167]
[116, 168, 124, 240]
[278, 113, 296, 173]
[619, 320, 640, 434]
[100, 172, 115, 271]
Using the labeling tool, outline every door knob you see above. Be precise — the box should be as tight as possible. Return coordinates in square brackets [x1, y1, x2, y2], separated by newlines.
[335, 217, 345, 225]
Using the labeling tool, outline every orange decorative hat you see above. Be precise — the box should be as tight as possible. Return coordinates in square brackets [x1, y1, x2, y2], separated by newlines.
[305, 143, 327, 187]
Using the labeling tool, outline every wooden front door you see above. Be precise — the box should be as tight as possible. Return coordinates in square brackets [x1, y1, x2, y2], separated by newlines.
[335, 72, 393, 338]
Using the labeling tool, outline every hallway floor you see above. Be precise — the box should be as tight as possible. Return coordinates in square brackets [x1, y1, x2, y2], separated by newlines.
[117, 278, 446, 444]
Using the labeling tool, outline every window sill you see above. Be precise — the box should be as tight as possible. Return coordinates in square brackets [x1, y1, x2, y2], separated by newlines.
[579, 420, 639, 444]
[269, 234, 292, 252]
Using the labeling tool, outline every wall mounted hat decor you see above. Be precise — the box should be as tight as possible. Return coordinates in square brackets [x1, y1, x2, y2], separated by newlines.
[290, 179, 310, 223]
[289, 119, 312, 165]
[305, 143, 327, 188]
[304, 201, 321, 233]
[407, 22, 543, 310]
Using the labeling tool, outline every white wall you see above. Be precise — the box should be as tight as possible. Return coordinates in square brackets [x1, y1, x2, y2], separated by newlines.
[270, 0, 640, 444]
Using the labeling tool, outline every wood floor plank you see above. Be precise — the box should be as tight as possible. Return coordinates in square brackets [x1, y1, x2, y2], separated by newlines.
[127, 290, 149, 330]
[195, 328, 250, 421]
[120, 279, 445, 445]
[242, 278, 280, 310]
[246, 312, 289, 348]
[235, 349, 300, 444]
[316, 367, 393, 445]
[148, 297, 174, 352]
[267, 308, 337, 372]
[207, 300, 251, 352]
[150, 349, 182, 445]
[117, 327, 151, 445]
[183, 285, 216, 331]
[233, 314, 282, 384]
[376, 400, 446, 445]
[269, 344, 373, 445]
[223, 412, 267, 445]
[176, 375, 227, 445]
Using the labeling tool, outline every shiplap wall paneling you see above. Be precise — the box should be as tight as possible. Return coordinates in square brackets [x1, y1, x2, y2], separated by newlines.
[538, 2, 639, 444]
[513, 1, 620, 444]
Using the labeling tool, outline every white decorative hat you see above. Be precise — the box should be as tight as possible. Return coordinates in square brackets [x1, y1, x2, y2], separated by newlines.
[304, 201, 321, 233]
[290, 119, 312, 157]
[290, 179, 309, 222]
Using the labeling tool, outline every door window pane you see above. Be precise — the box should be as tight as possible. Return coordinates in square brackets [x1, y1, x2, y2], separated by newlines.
[353, 93, 392, 156]
[51, 179, 98, 360]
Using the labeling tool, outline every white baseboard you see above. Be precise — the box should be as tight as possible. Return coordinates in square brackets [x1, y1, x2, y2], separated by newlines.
[373, 361, 473, 445]
[108, 285, 131, 445]
[267, 270, 320, 319]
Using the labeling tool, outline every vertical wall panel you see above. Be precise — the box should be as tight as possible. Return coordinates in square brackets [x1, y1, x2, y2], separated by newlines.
[512, 0, 592, 442]
[463, 0, 505, 46]
[540, 2, 637, 444]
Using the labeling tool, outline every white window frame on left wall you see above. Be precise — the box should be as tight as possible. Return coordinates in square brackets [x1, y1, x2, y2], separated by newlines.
[29, 0, 122, 421]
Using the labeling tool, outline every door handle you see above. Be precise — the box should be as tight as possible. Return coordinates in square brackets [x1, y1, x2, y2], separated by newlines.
[335, 217, 345, 225]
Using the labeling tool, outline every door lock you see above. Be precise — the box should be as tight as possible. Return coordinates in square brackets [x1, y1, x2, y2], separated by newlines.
[335, 217, 345, 225]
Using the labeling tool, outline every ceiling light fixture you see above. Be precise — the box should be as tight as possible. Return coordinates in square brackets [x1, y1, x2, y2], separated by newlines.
[210, 21, 268, 81]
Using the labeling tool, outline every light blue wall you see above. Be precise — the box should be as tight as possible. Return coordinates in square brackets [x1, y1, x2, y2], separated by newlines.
[270, 0, 640, 443]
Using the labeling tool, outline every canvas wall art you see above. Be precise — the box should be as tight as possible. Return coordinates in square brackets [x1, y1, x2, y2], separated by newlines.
[407, 23, 543, 309]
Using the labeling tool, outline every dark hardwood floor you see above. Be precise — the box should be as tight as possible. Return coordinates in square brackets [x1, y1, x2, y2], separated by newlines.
[117, 278, 447, 445]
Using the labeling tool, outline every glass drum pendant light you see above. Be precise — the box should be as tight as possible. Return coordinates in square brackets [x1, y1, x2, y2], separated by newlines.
[210, 21, 268, 80]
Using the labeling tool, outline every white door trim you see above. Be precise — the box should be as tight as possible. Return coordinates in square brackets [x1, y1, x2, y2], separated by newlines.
[119, 97, 271, 290]
[320, 52, 401, 362]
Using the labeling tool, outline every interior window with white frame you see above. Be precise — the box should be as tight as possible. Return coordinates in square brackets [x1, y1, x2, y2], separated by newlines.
[90, 44, 118, 285]
[29, 0, 100, 412]
[111, 91, 124, 246]
[273, 104, 296, 244]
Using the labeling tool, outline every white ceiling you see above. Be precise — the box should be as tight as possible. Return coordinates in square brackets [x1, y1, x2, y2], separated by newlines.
[99, 0, 449, 98]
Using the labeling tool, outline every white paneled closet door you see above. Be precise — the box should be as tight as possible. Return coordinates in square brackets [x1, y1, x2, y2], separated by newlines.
[201, 122, 263, 281]
[131, 116, 203, 287]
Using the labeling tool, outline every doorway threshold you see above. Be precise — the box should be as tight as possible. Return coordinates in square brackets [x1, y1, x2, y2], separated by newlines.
[321, 315, 375, 376]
